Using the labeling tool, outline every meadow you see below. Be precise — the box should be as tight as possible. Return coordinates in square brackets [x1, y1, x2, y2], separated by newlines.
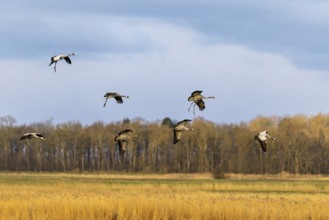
[0, 173, 328, 219]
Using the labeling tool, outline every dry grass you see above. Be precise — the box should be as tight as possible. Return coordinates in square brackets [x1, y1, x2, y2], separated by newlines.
[0, 173, 328, 219]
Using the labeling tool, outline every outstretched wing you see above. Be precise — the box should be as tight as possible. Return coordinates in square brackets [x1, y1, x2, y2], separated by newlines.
[20, 133, 31, 140]
[258, 140, 267, 152]
[104, 92, 116, 98]
[177, 119, 192, 127]
[114, 96, 123, 104]
[191, 90, 203, 97]
[35, 133, 45, 139]
[196, 99, 205, 111]
[64, 57, 72, 64]
[118, 140, 127, 155]
[173, 130, 182, 144]
[118, 129, 133, 136]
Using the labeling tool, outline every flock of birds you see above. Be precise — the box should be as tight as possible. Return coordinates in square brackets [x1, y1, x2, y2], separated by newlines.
[20, 52, 276, 155]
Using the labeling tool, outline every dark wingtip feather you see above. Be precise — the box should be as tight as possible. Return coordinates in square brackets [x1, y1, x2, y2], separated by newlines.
[115, 96, 123, 104]
[260, 141, 267, 152]
[196, 100, 205, 111]
[64, 57, 72, 64]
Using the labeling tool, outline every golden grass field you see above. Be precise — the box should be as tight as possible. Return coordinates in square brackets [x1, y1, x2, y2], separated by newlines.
[0, 173, 328, 220]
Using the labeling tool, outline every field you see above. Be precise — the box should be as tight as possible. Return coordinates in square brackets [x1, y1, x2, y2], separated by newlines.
[0, 173, 328, 219]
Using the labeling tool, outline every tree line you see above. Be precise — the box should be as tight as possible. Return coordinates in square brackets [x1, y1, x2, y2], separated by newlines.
[0, 114, 329, 174]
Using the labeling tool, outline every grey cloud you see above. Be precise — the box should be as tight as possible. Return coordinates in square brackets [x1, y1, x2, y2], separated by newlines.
[2, 0, 329, 69]
[3, 0, 329, 126]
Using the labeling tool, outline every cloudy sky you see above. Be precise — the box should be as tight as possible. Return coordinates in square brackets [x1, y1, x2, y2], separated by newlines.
[1, 0, 329, 125]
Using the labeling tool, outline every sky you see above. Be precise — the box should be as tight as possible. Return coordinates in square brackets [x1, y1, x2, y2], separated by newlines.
[1, 0, 329, 125]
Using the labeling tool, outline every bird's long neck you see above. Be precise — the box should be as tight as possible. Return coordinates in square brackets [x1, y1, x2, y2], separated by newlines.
[183, 127, 194, 131]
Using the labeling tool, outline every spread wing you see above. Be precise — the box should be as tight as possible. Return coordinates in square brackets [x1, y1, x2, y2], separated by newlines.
[114, 96, 123, 104]
[35, 133, 45, 139]
[196, 99, 205, 111]
[258, 140, 267, 152]
[118, 140, 127, 155]
[104, 92, 116, 98]
[64, 57, 72, 64]
[176, 119, 192, 127]
[191, 90, 203, 97]
[118, 129, 133, 136]
[20, 134, 31, 140]
[173, 130, 182, 144]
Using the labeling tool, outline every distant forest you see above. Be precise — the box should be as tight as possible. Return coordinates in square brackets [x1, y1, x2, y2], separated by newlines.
[0, 114, 329, 174]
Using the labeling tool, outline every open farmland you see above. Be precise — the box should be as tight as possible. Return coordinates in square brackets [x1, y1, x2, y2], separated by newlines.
[0, 173, 328, 219]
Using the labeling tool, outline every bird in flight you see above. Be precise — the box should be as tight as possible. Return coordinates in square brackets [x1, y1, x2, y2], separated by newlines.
[103, 92, 129, 107]
[173, 119, 194, 144]
[20, 133, 46, 142]
[49, 53, 75, 72]
[114, 129, 138, 155]
[188, 90, 215, 115]
[254, 130, 276, 152]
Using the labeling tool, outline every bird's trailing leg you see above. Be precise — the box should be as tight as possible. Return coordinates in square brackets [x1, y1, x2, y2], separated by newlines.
[188, 102, 194, 112]
[103, 99, 108, 107]
[54, 63, 57, 72]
